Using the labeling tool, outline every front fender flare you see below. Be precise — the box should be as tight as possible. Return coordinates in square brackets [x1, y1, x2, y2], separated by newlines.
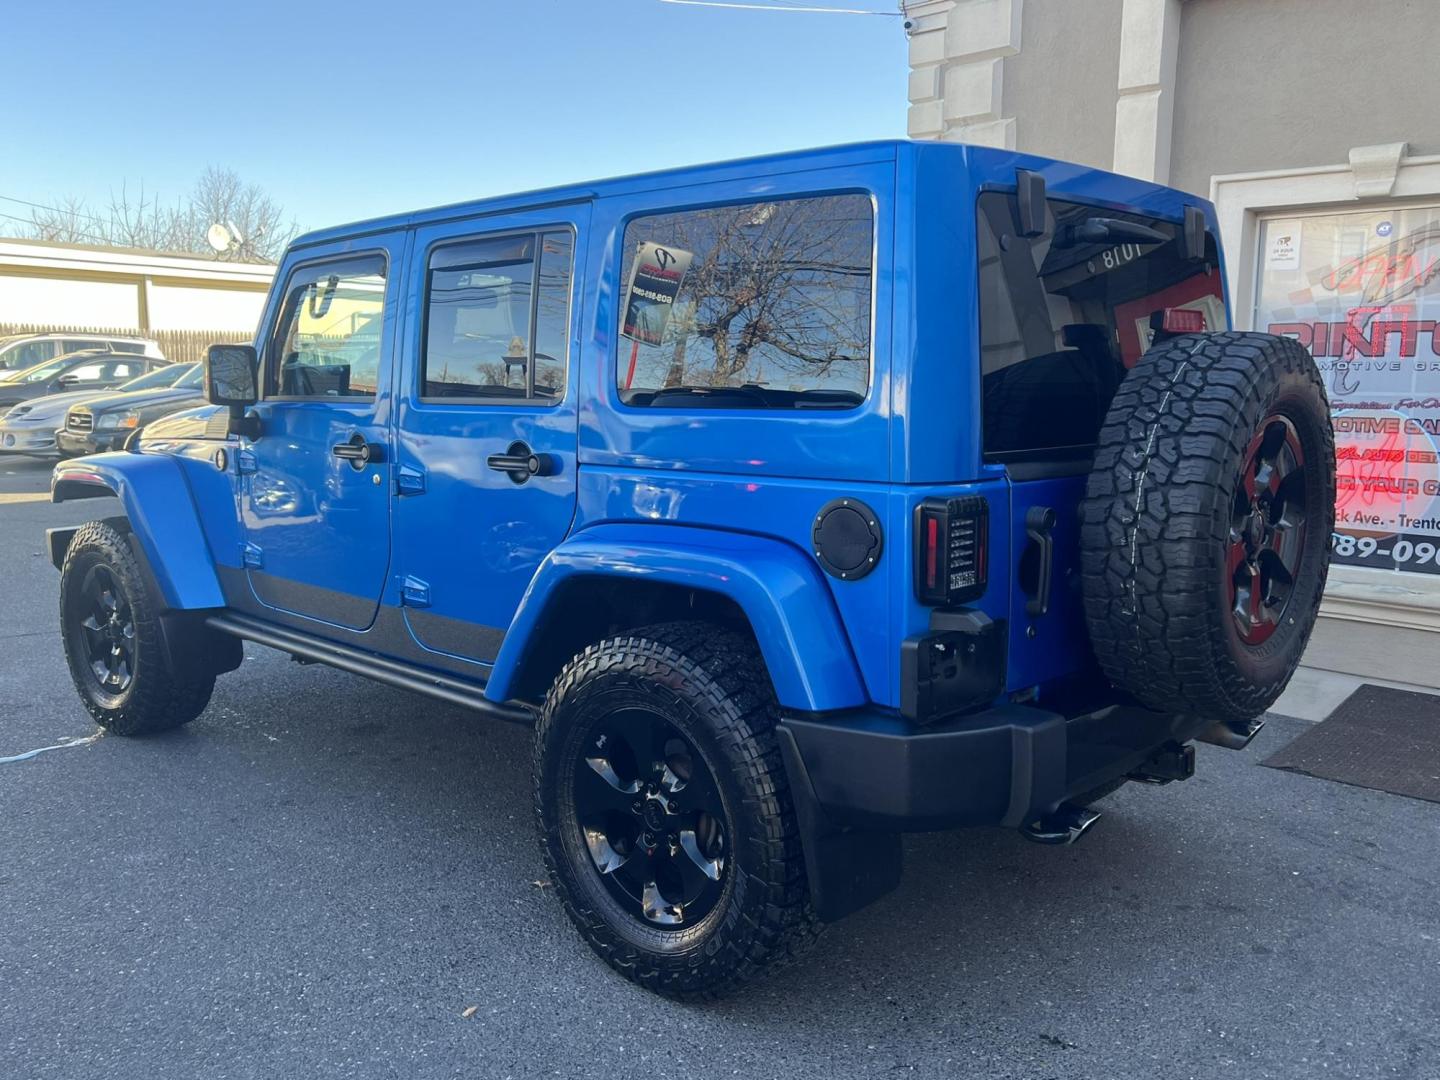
[485, 524, 868, 713]
[52, 453, 224, 610]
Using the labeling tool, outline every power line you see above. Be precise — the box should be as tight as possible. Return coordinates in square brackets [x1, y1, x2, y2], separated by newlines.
[0, 208, 117, 247]
[0, 192, 116, 229]
[657, 0, 901, 15]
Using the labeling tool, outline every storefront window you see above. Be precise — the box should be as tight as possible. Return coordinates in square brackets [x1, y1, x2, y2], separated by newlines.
[1255, 206, 1440, 576]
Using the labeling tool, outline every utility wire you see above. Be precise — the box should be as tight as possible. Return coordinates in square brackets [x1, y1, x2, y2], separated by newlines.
[657, 0, 901, 15]
[0, 192, 115, 229]
[0, 208, 116, 247]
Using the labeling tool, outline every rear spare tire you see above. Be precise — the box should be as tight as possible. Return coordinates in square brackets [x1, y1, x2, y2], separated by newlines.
[1080, 332, 1335, 723]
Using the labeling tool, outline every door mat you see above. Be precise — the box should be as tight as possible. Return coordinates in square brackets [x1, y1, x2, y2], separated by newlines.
[1262, 684, 1440, 804]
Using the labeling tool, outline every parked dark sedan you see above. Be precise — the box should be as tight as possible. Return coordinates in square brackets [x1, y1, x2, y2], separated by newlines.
[56, 363, 207, 456]
[0, 350, 168, 411]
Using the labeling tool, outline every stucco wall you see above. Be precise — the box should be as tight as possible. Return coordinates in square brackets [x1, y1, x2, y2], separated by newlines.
[1005, 0, 1124, 170]
[1171, 0, 1440, 195]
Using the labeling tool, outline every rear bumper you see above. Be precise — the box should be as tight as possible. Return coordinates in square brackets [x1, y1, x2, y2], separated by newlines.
[776, 701, 1210, 920]
[780, 702, 1207, 832]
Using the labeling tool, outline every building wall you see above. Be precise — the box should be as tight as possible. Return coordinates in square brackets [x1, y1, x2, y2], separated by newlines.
[146, 281, 267, 333]
[0, 273, 140, 327]
[1170, 0, 1440, 195]
[1004, 0, 1123, 171]
[0, 238, 273, 335]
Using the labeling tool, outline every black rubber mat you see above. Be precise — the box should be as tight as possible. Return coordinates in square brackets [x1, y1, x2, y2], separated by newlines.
[1263, 684, 1440, 803]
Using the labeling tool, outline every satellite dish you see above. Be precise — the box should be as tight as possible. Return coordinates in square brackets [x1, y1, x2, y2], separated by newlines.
[206, 222, 233, 253]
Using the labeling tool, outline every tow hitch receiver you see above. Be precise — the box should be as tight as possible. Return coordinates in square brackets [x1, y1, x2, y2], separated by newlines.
[1128, 741, 1196, 785]
[1021, 804, 1101, 846]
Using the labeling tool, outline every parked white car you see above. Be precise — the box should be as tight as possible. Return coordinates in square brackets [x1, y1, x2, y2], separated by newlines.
[0, 332, 164, 371]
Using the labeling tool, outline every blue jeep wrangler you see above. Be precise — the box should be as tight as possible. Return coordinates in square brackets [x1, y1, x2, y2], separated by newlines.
[49, 141, 1335, 998]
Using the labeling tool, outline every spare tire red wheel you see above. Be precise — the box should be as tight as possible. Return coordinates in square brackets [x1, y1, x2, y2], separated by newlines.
[1080, 331, 1336, 725]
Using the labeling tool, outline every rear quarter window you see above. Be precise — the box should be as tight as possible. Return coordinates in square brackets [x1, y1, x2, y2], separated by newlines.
[617, 193, 873, 410]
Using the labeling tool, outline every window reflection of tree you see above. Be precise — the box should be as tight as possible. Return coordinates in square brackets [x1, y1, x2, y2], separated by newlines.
[623, 196, 872, 395]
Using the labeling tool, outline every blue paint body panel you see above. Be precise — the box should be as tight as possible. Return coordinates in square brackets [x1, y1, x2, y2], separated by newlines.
[52, 453, 225, 609]
[484, 523, 866, 712]
[66, 139, 1230, 715]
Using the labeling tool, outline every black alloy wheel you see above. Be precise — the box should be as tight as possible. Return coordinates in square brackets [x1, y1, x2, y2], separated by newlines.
[534, 622, 820, 998]
[1229, 414, 1308, 645]
[71, 564, 137, 699]
[574, 707, 728, 928]
[60, 518, 218, 735]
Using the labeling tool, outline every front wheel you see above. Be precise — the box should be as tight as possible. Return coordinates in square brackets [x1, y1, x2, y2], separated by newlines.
[534, 622, 819, 999]
[60, 519, 215, 735]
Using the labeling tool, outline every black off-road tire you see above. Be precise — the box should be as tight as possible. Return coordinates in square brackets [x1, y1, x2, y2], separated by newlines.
[534, 621, 820, 999]
[1080, 332, 1335, 724]
[60, 518, 215, 735]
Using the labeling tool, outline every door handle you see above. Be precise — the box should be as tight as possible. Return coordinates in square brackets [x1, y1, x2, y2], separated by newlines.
[487, 441, 558, 484]
[332, 432, 384, 471]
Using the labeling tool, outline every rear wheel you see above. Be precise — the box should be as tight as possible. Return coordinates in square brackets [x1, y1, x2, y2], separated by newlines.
[1080, 332, 1336, 723]
[534, 622, 819, 999]
[60, 519, 214, 735]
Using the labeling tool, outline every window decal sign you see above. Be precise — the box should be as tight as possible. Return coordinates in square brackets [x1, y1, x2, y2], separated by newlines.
[621, 242, 694, 347]
[1257, 208, 1440, 575]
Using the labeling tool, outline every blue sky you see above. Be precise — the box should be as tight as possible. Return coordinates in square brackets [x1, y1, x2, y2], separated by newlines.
[4, 0, 908, 235]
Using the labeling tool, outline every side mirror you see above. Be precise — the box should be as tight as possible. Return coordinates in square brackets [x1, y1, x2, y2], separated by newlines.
[205, 344, 259, 407]
[57, 374, 80, 387]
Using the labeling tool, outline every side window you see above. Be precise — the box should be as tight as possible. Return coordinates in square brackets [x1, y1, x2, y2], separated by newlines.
[421, 229, 573, 401]
[616, 194, 873, 409]
[67, 363, 106, 381]
[62, 339, 101, 355]
[108, 341, 145, 354]
[9, 341, 55, 368]
[268, 254, 388, 400]
[108, 361, 139, 379]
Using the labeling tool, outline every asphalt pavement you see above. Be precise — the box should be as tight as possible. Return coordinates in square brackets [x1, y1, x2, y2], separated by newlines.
[1, 454, 1437, 1080]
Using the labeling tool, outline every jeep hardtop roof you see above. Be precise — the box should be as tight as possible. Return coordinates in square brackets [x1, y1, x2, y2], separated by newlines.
[289, 140, 1208, 252]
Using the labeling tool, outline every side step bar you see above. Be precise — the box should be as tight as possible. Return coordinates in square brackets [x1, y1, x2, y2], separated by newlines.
[205, 612, 535, 725]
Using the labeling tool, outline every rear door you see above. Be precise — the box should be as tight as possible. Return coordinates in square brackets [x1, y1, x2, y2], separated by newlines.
[975, 190, 1227, 689]
[390, 205, 587, 665]
[239, 235, 407, 630]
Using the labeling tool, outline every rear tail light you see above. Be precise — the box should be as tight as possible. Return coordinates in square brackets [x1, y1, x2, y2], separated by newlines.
[914, 496, 988, 606]
[1151, 306, 1207, 337]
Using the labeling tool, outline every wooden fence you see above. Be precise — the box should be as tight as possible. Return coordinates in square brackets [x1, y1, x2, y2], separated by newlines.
[0, 322, 252, 365]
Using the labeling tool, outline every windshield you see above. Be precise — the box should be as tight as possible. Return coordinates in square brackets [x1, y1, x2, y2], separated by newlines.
[117, 364, 191, 393]
[175, 365, 204, 389]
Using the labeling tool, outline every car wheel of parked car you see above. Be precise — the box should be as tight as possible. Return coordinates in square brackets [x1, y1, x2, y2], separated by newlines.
[534, 621, 820, 999]
[1080, 331, 1336, 724]
[59, 518, 215, 735]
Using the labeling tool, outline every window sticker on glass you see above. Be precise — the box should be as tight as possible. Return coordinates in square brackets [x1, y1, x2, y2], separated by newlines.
[621, 242, 694, 347]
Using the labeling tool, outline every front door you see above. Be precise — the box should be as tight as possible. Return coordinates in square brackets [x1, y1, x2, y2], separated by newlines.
[391, 207, 587, 665]
[240, 236, 408, 630]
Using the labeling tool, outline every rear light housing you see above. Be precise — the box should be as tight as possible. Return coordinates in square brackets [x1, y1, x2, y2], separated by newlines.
[1150, 306, 1207, 337]
[914, 496, 988, 606]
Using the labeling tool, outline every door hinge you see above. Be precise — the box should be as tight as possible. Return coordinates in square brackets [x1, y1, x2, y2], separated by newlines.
[236, 447, 258, 475]
[241, 542, 264, 569]
[396, 463, 426, 496]
[398, 575, 431, 608]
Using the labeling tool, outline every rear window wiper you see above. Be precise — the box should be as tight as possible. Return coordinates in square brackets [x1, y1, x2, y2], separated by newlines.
[1053, 217, 1168, 249]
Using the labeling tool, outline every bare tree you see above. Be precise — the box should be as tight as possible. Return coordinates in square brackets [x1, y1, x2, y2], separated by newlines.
[20, 168, 298, 262]
[183, 166, 297, 262]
